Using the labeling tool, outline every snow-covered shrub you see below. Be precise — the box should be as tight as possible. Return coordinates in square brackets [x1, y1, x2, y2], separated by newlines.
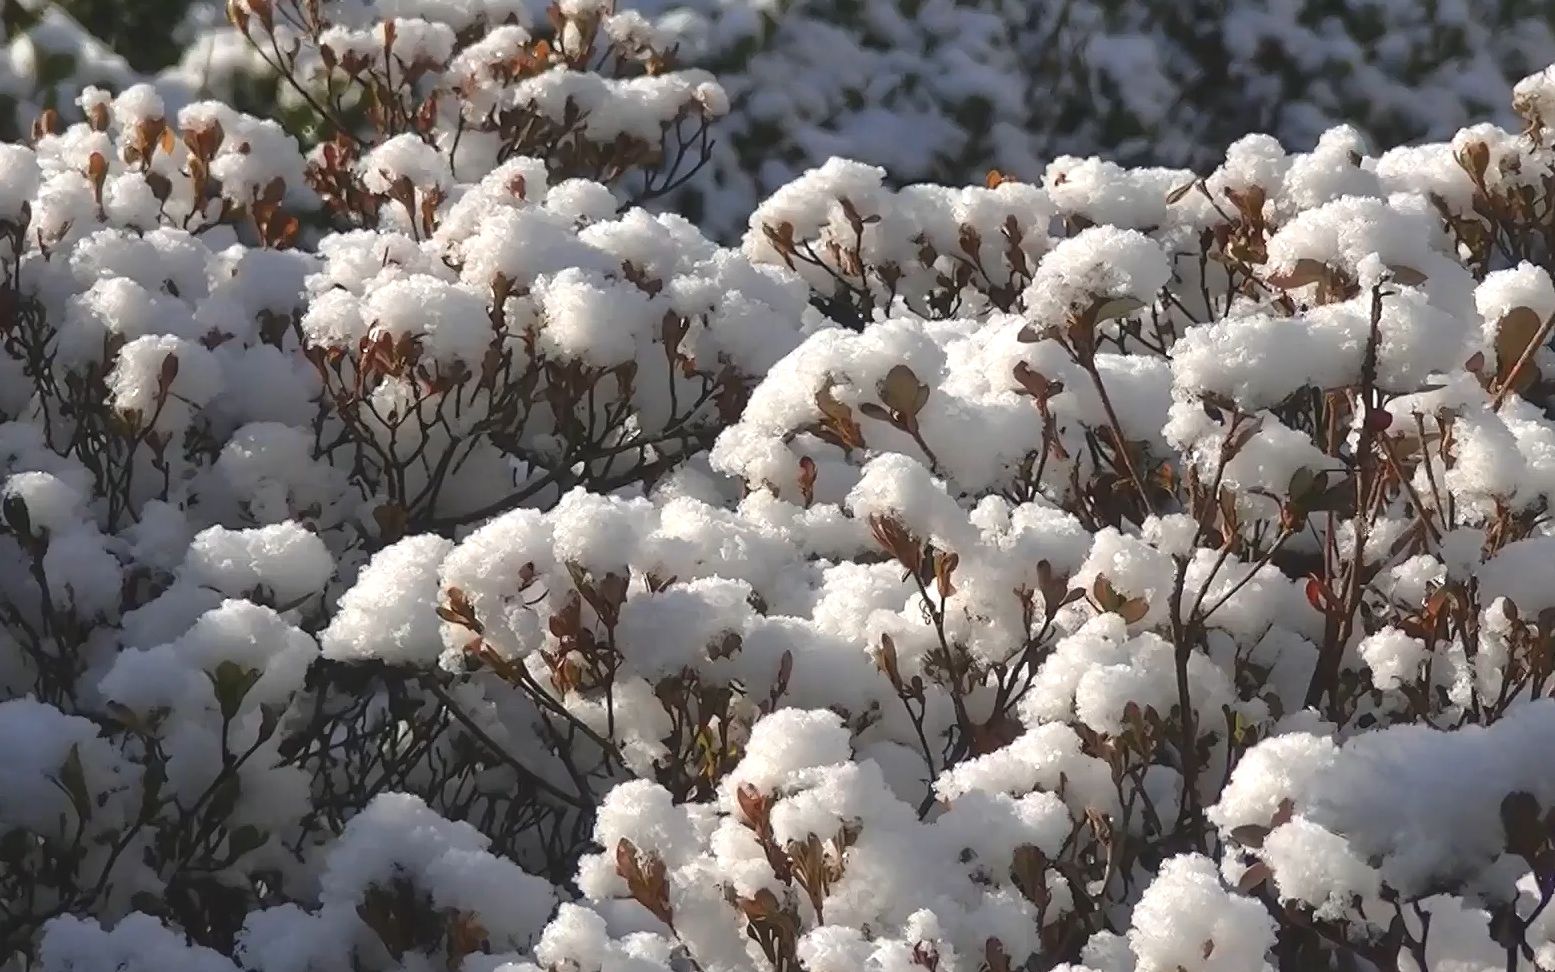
[10, 3, 1555, 971]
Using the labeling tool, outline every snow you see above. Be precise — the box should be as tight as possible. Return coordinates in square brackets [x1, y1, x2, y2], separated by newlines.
[1127, 854, 1275, 972]
[317, 792, 556, 950]
[320, 535, 454, 665]
[106, 334, 223, 432]
[363, 274, 492, 366]
[1214, 703, 1555, 899]
[1023, 226, 1171, 325]
[182, 523, 334, 606]
[532, 267, 658, 368]
[7, 4, 1555, 970]
[0, 697, 132, 839]
[0, 144, 40, 221]
[39, 914, 241, 972]
[358, 133, 451, 195]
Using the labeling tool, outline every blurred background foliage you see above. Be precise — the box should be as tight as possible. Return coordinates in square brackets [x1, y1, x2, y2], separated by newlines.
[2, 0, 1554, 236]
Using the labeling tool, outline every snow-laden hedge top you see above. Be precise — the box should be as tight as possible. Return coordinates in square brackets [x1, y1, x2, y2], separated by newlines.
[8, 2, 1555, 971]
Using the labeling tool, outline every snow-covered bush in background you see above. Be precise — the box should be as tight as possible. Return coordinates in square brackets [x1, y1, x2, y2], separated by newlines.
[6, 0, 1555, 234]
[10, 0, 1555, 970]
[632, 0, 1555, 235]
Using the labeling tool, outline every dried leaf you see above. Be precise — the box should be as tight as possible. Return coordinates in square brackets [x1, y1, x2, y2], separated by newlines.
[1495, 306, 1546, 390]
[1503, 791, 1545, 858]
[1271, 798, 1296, 828]
[1457, 139, 1491, 181]
[1012, 361, 1062, 401]
[446, 912, 489, 968]
[1230, 824, 1270, 849]
[878, 364, 930, 419]
[1266, 258, 1328, 290]
[1117, 597, 1149, 625]
[1010, 844, 1048, 907]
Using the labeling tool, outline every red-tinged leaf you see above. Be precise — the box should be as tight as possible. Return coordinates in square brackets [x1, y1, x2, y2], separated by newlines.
[797, 455, 817, 506]
[984, 938, 1012, 972]
[1305, 577, 1331, 612]
[934, 551, 959, 598]
[736, 783, 766, 829]
[1092, 575, 1122, 612]
[446, 911, 489, 966]
[1365, 409, 1393, 433]
[1118, 597, 1149, 625]
[157, 353, 180, 392]
[1013, 361, 1062, 401]
[876, 632, 903, 690]
[615, 838, 645, 888]
[1271, 798, 1296, 828]
[775, 649, 793, 695]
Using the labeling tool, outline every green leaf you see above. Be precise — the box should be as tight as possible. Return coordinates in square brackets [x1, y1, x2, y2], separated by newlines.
[1093, 295, 1145, 321]
[130, 891, 168, 917]
[140, 752, 166, 820]
[206, 776, 242, 823]
[206, 660, 262, 721]
[37, 51, 78, 88]
[55, 743, 92, 822]
[256, 703, 284, 745]
[225, 824, 268, 860]
[0, 827, 34, 864]
[2, 492, 31, 537]
[1287, 466, 1316, 500]
[104, 701, 150, 734]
